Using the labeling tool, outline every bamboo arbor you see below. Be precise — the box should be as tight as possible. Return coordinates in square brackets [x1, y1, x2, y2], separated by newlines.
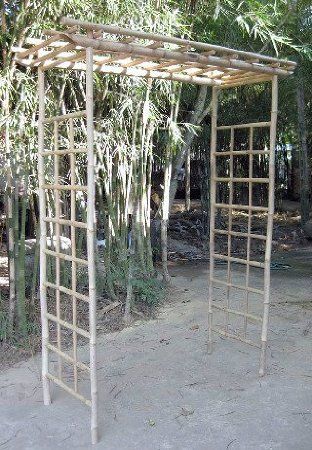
[13, 17, 295, 444]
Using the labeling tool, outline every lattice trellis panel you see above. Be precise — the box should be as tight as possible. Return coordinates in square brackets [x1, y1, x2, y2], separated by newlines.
[208, 78, 277, 376]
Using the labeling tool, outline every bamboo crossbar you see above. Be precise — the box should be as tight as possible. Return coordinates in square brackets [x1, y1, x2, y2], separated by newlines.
[47, 343, 90, 372]
[44, 217, 87, 229]
[213, 253, 264, 268]
[211, 303, 262, 322]
[210, 277, 264, 294]
[217, 121, 271, 130]
[44, 248, 89, 266]
[43, 110, 86, 123]
[60, 17, 295, 70]
[40, 148, 87, 156]
[42, 184, 88, 191]
[44, 281, 90, 302]
[46, 312, 90, 338]
[214, 177, 269, 183]
[213, 228, 267, 241]
[46, 373, 91, 406]
[211, 327, 261, 349]
[214, 150, 270, 156]
[214, 203, 269, 212]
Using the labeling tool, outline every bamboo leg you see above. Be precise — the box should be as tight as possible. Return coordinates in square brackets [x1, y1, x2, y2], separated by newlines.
[86, 46, 98, 444]
[244, 127, 253, 338]
[259, 75, 278, 376]
[54, 121, 62, 379]
[38, 68, 51, 405]
[69, 118, 78, 393]
[208, 86, 219, 354]
[225, 127, 234, 331]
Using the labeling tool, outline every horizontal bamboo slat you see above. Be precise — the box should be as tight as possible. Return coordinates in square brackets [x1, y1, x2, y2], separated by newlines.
[43, 110, 86, 123]
[213, 253, 264, 268]
[214, 203, 269, 212]
[42, 184, 88, 191]
[211, 303, 262, 322]
[217, 121, 271, 130]
[44, 217, 87, 229]
[46, 373, 91, 406]
[44, 248, 89, 266]
[210, 277, 264, 295]
[214, 150, 270, 156]
[44, 281, 90, 302]
[40, 148, 87, 156]
[214, 177, 269, 183]
[211, 327, 261, 349]
[46, 312, 90, 338]
[213, 228, 267, 241]
[47, 343, 90, 372]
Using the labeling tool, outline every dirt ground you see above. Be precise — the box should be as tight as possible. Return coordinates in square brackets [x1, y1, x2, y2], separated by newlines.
[1, 248, 312, 449]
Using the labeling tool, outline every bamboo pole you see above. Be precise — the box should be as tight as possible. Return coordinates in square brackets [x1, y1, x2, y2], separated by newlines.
[38, 68, 51, 406]
[225, 127, 234, 332]
[86, 45, 98, 445]
[60, 17, 296, 69]
[53, 120, 62, 380]
[259, 75, 278, 377]
[208, 86, 219, 354]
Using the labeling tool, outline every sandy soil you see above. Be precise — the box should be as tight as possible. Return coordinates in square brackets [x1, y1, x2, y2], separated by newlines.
[1, 248, 312, 449]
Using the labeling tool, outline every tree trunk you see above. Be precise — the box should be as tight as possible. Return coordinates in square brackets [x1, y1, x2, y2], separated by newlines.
[296, 78, 310, 225]
[169, 85, 209, 211]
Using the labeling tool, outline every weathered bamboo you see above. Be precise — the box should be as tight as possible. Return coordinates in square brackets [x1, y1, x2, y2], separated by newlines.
[259, 75, 278, 377]
[214, 177, 269, 183]
[60, 17, 296, 69]
[38, 68, 51, 406]
[47, 343, 90, 372]
[212, 304, 262, 322]
[41, 148, 87, 156]
[217, 121, 270, 130]
[211, 278, 263, 295]
[214, 149, 270, 156]
[213, 253, 264, 268]
[43, 110, 86, 124]
[46, 312, 90, 338]
[211, 327, 261, 349]
[214, 203, 268, 212]
[86, 45, 98, 445]
[244, 127, 254, 338]
[46, 373, 91, 406]
[213, 228, 266, 241]
[45, 281, 89, 302]
[208, 86, 219, 353]
[225, 127, 234, 331]
[44, 217, 87, 229]
[44, 248, 88, 266]
[53, 120, 62, 380]
[42, 184, 88, 191]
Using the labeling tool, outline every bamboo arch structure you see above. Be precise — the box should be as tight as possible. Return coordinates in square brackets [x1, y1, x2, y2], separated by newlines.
[13, 17, 296, 444]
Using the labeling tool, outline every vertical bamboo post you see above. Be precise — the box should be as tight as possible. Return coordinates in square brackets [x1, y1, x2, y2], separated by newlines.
[259, 75, 278, 376]
[185, 147, 191, 211]
[225, 127, 234, 331]
[38, 68, 51, 405]
[208, 86, 219, 354]
[86, 46, 98, 444]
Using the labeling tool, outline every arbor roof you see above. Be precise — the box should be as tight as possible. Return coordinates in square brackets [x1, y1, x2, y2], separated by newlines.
[13, 16, 296, 87]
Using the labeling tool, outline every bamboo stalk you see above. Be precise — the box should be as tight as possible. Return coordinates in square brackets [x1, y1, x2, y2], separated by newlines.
[214, 203, 268, 212]
[214, 177, 269, 183]
[44, 248, 88, 266]
[38, 68, 51, 406]
[259, 75, 278, 377]
[208, 86, 219, 354]
[213, 228, 266, 241]
[214, 150, 270, 156]
[47, 343, 90, 372]
[44, 217, 87, 229]
[225, 128, 234, 332]
[41, 148, 87, 156]
[86, 45, 98, 445]
[42, 184, 88, 191]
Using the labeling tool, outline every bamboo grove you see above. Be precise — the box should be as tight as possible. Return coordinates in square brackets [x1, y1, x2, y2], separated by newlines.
[0, 0, 311, 341]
